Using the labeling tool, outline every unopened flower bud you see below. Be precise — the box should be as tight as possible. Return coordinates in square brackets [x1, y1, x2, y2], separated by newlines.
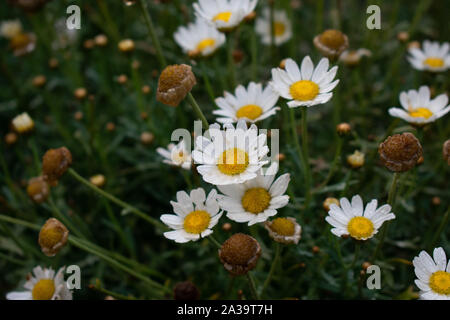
[27, 176, 50, 204]
[432, 196, 441, 206]
[90, 174, 106, 188]
[156, 64, 196, 107]
[12, 112, 34, 134]
[347, 150, 365, 169]
[219, 233, 261, 276]
[38, 218, 69, 257]
[140, 132, 154, 145]
[42, 147, 72, 185]
[323, 197, 339, 211]
[141, 85, 151, 94]
[32, 75, 46, 88]
[74, 111, 83, 121]
[48, 57, 59, 69]
[173, 281, 200, 300]
[336, 122, 351, 135]
[118, 39, 135, 53]
[5, 132, 18, 145]
[407, 41, 420, 50]
[106, 122, 116, 132]
[378, 132, 422, 172]
[312, 246, 320, 254]
[279, 59, 287, 69]
[83, 39, 95, 50]
[117, 74, 128, 84]
[222, 222, 232, 232]
[397, 31, 409, 42]
[443, 139, 450, 165]
[362, 262, 372, 270]
[94, 34, 108, 47]
[74, 87, 87, 100]
[265, 217, 301, 244]
[232, 50, 244, 64]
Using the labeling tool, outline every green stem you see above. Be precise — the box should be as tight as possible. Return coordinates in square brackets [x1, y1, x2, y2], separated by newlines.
[428, 207, 449, 251]
[67, 168, 166, 230]
[261, 242, 281, 296]
[301, 108, 312, 210]
[316, 136, 343, 190]
[186, 92, 209, 130]
[227, 32, 237, 89]
[245, 273, 260, 300]
[315, 0, 324, 34]
[371, 172, 400, 262]
[200, 61, 215, 104]
[208, 235, 221, 249]
[48, 197, 87, 240]
[138, 0, 167, 68]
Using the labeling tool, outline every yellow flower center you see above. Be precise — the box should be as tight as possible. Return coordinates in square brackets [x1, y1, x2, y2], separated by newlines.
[32, 279, 55, 300]
[40, 227, 64, 248]
[236, 104, 263, 120]
[241, 188, 271, 214]
[289, 80, 319, 101]
[217, 148, 249, 176]
[270, 218, 295, 236]
[196, 38, 216, 52]
[429, 271, 450, 295]
[347, 217, 374, 240]
[172, 150, 187, 164]
[183, 210, 211, 234]
[273, 22, 286, 36]
[213, 12, 232, 22]
[409, 107, 433, 119]
[423, 57, 444, 68]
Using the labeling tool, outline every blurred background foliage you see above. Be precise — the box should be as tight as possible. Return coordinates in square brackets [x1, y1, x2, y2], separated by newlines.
[0, 0, 449, 300]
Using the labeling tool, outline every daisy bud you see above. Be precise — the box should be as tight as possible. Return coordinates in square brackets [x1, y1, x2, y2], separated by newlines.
[244, 11, 256, 22]
[279, 59, 287, 69]
[48, 57, 59, 69]
[141, 85, 151, 94]
[105, 296, 116, 300]
[132, 60, 141, 70]
[38, 218, 69, 257]
[313, 29, 349, 60]
[432, 196, 441, 206]
[117, 74, 128, 84]
[118, 39, 135, 53]
[27, 176, 50, 204]
[156, 64, 196, 107]
[94, 34, 108, 47]
[222, 222, 232, 232]
[140, 132, 154, 145]
[10, 32, 36, 56]
[397, 31, 409, 42]
[123, 0, 136, 6]
[378, 132, 422, 172]
[106, 122, 116, 132]
[219, 233, 261, 276]
[232, 49, 244, 64]
[173, 281, 200, 300]
[12, 112, 34, 134]
[74, 87, 87, 100]
[362, 262, 372, 271]
[336, 122, 351, 135]
[407, 41, 420, 50]
[32, 75, 46, 88]
[312, 246, 320, 254]
[276, 153, 285, 162]
[443, 139, 450, 165]
[74, 111, 83, 121]
[83, 39, 95, 50]
[347, 150, 365, 169]
[264, 217, 301, 245]
[42, 147, 72, 186]
[90, 174, 106, 188]
[4, 132, 18, 145]
[323, 197, 339, 211]
[140, 112, 148, 120]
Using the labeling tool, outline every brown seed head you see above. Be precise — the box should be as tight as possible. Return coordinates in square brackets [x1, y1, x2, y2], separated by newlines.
[27, 176, 50, 204]
[173, 281, 200, 300]
[219, 233, 261, 276]
[314, 29, 349, 59]
[42, 147, 72, 185]
[378, 132, 423, 172]
[156, 64, 196, 107]
[232, 49, 244, 64]
[38, 218, 69, 257]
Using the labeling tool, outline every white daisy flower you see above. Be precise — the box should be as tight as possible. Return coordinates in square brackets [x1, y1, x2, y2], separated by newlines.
[174, 19, 226, 58]
[413, 247, 450, 300]
[213, 82, 280, 124]
[389, 86, 450, 125]
[407, 40, 450, 72]
[255, 8, 292, 46]
[193, 0, 258, 31]
[192, 120, 269, 185]
[161, 188, 222, 243]
[217, 163, 290, 226]
[270, 56, 339, 108]
[6, 266, 72, 300]
[325, 195, 395, 240]
[157, 139, 192, 170]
